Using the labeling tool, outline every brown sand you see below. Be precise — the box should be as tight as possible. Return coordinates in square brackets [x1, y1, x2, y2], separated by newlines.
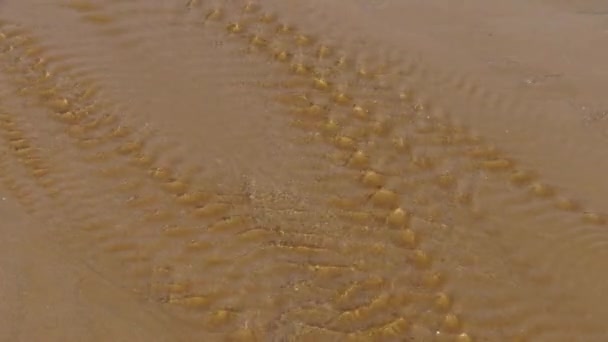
[1, 0, 608, 341]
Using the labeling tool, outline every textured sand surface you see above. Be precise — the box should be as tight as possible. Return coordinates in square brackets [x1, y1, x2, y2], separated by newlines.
[1, 1, 608, 341]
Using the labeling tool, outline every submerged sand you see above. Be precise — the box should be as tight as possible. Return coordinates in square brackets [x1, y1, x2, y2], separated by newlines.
[1, 0, 608, 341]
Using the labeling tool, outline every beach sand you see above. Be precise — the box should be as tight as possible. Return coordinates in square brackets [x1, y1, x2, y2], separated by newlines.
[1, 1, 608, 340]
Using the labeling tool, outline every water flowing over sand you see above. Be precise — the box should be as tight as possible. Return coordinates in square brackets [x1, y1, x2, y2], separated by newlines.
[1, 1, 608, 341]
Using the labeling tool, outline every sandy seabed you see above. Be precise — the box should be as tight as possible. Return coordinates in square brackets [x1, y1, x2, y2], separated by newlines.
[1, 1, 608, 341]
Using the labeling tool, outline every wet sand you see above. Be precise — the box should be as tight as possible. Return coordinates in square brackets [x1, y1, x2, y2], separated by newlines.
[1, 0, 608, 341]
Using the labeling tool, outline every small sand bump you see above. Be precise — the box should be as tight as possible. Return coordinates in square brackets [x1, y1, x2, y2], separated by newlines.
[351, 104, 369, 119]
[208, 216, 247, 233]
[193, 202, 230, 218]
[226, 22, 244, 34]
[243, 1, 260, 13]
[249, 34, 267, 48]
[442, 313, 461, 332]
[361, 170, 385, 188]
[334, 55, 349, 68]
[423, 272, 445, 288]
[347, 150, 369, 169]
[582, 212, 606, 225]
[320, 118, 340, 136]
[510, 170, 536, 186]
[456, 333, 473, 342]
[13, 146, 34, 157]
[333, 91, 351, 105]
[48, 97, 71, 113]
[165, 282, 190, 295]
[554, 197, 580, 211]
[386, 207, 409, 228]
[56, 111, 83, 124]
[31, 168, 49, 178]
[317, 45, 331, 59]
[275, 23, 293, 34]
[435, 292, 452, 311]
[273, 49, 291, 62]
[149, 167, 171, 181]
[412, 249, 431, 269]
[333, 135, 357, 150]
[290, 62, 312, 75]
[295, 34, 314, 46]
[176, 191, 205, 205]
[8, 138, 29, 149]
[381, 317, 409, 336]
[396, 229, 417, 248]
[187, 240, 213, 251]
[370, 188, 399, 208]
[530, 182, 555, 198]
[162, 179, 188, 195]
[313, 76, 331, 90]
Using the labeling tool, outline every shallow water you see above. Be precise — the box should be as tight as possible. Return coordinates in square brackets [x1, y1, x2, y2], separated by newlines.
[1, 1, 607, 341]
